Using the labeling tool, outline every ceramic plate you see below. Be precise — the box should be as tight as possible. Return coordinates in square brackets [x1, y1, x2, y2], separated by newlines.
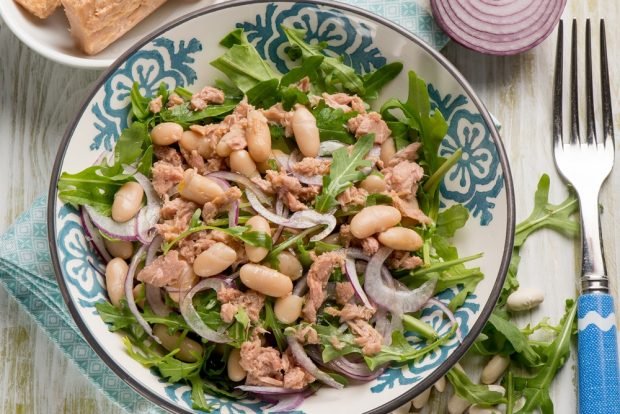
[48, 1, 515, 412]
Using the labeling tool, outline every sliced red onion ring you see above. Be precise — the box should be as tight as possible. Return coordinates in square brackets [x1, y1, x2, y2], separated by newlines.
[293, 275, 308, 296]
[145, 235, 162, 265]
[124, 169, 161, 244]
[431, 0, 566, 55]
[236, 385, 302, 394]
[363, 247, 437, 315]
[287, 336, 344, 389]
[274, 152, 291, 170]
[272, 199, 287, 243]
[374, 309, 392, 345]
[180, 278, 231, 343]
[319, 140, 347, 156]
[208, 171, 271, 204]
[306, 347, 385, 382]
[344, 258, 373, 309]
[266, 393, 305, 412]
[211, 176, 240, 227]
[124, 244, 160, 344]
[425, 298, 462, 343]
[80, 207, 112, 263]
[145, 284, 171, 317]
[84, 205, 139, 241]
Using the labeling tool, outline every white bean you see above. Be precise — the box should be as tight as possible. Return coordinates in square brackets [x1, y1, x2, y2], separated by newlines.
[506, 287, 544, 311]
[104, 239, 133, 259]
[350, 205, 401, 239]
[360, 175, 387, 194]
[380, 137, 396, 165]
[412, 386, 432, 409]
[227, 348, 246, 382]
[151, 122, 183, 146]
[111, 182, 144, 223]
[230, 150, 259, 178]
[193, 242, 237, 277]
[133, 284, 145, 309]
[481, 355, 510, 385]
[239, 264, 293, 297]
[274, 294, 304, 324]
[153, 324, 203, 362]
[378, 227, 423, 251]
[178, 169, 224, 205]
[246, 109, 271, 162]
[292, 105, 320, 157]
[105, 258, 128, 307]
[245, 215, 271, 263]
[180, 130, 213, 158]
[276, 251, 303, 280]
[448, 394, 471, 414]
[487, 385, 505, 396]
[434, 376, 446, 392]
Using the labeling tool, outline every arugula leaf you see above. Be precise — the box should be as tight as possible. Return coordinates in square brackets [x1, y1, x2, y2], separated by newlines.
[280, 55, 324, 87]
[365, 193, 393, 206]
[246, 79, 280, 108]
[130, 82, 151, 121]
[312, 100, 357, 144]
[361, 62, 403, 100]
[447, 367, 506, 406]
[269, 124, 292, 153]
[435, 204, 469, 238]
[159, 103, 237, 128]
[263, 300, 286, 351]
[96, 300, 137, 332]
[314, 134, 374, 212]
[189, 375, 213, 412]
[114, 121, 151, 167]
[280, 86, 310, 111]
[483, 313, 541, 367]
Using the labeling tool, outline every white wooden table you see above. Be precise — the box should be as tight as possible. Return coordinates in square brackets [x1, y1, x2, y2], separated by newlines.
[0, 1, 619, 412]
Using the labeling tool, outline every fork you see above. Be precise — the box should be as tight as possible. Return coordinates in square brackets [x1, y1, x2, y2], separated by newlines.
[553, 19, 620, 413]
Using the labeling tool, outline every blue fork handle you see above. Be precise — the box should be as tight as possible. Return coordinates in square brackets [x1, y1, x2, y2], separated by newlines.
[578, 293, 620, 414]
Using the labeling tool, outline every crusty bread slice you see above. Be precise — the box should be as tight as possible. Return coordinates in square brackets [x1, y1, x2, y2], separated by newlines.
[14, 0, 61, 19]
[61, 0, 168, 55]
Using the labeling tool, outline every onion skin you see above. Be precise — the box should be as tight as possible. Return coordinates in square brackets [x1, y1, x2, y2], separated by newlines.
[431, 0, 566, 55]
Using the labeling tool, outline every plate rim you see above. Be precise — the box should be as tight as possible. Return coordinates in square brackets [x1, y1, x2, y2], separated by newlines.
[47, 1, 516, 413]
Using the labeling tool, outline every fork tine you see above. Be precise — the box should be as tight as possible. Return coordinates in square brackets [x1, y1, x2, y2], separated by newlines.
[553, 20, 564, 148]
[600, 19, 615, 147]
[570, 19, 580, 144]
[585, 19, 596, 144]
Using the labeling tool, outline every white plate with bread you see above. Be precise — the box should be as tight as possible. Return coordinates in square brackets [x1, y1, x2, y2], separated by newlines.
[0, 0, 223, 69]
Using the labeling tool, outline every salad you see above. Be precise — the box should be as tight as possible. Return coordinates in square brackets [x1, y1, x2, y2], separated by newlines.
[58, 27, 483, 411]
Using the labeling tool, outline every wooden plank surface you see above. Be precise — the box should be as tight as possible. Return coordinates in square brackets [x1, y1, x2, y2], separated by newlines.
[0, 1, 618, 412]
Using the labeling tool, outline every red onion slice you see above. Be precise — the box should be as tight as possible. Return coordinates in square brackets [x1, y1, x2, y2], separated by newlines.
[80, 207, 112, 263]
[319, 140, 347, 156]
[344, 258, 373, 309]
[180, 278, 231, 343]
[431, 0, 566, 55]
[84, 205, 139, 241]
[306, 347, 385, 382]
[145, 284, 171, 317]
[236, 385, 302, 394]
[287, 336, 344, 389]
[425, 298, 462, 343]
[208, 171, 271, 204]
[266, 393, 305, 412]
[211, 176, 240, 227]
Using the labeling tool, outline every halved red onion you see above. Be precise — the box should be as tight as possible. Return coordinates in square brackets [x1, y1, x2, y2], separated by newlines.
[425, 298, 462, 343]
[431, 0, 566, 55]
[344, 258, 373, 309]
[319, 140, 347, 156]
[287, 336, 344, 389]
[80, 207, 112, 263]
[306, 347, 385, 382]
[363, 247, 437, 315]
[124, 244, 160, 343]
[84, 205, 139, 241]
[208, 171, 271, 204]
[211, 176, 240, 227]
[180, 278, 231, 343]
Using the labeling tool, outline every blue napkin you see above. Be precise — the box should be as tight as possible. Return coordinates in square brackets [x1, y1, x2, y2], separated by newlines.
[0, 3, 448, 413]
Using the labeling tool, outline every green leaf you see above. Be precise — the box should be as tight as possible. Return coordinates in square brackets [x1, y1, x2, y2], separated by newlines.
[263, 300, 286, 351]
[436, 204, 469, 238]
[114, 121, 151, 167]
[361, 62, 403, 100]
[486, 313, 541, 367]
[219, 28, 244, 48]
[95, 301, 137, 332]
[315, 134, 374, 213]
[246, 79, 280, 108]
[159, 103, 237, 128]
[365, 193, 393, 207]
[189, 375, 213, 412]
[280, 55, 324, 86]
[280, 86, 310, 111]
[269, 124, 293, 153]
[312, 100, 357, 144]
[130, 82, 151, 121]
[447, 367, 506, 406]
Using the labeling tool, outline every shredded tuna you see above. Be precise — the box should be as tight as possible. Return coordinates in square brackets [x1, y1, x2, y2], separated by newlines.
[265, 170, 315, 211]
[328, 304, 376, 322]
[387, 142, 421, 167]
[181, 149, 207, 175]
[302, 251, 346, 323]
[240, 339, 284, 386]
[391, 193, 431, 224]
[148, 96, 163, 113]
[291, 157, 331, 176]
[348, 112, 391, 144]
[154, 145, 183, 167]
[329, 335, 345, 350]
[361, 237, 380, 256]
[190, 86, 225, 110]
[335, 282, 355, 305]
[390, 251, 423, 270]
[294, 325, 320, 345]
[136, 251, 187, 287]
[167, 93, 184, 108]
[152, 161, 184, 197]
[285, 192, 307, 212]
[261, 103, 293, 136]
[250, 176, 274, 193]
[219, 123, 247, 152]
[177, 231, 216, 264]
[157, 198, 198, 241]
[205, 157, 227, 173]
[339, 224, 354, 248]
[281, 350, 315, 389]
[217, 288, 265, 323]
[383, 161, 424, 198]
[322, 93, 366, 113]
[348, 319, 383, 355]
[337, 186, 368, 208]
[202, 187, 242, 222]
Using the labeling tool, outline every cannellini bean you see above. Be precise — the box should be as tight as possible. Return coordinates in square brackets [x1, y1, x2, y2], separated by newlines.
[513, 397, 526, 412]
[230, 150, 259, 178]
[193, 242, 237, 277]
[360, 175, 387, 194]
[380, 137, 396, 165]
[469, 405, 501, 414]
[105, 258, 128, 307]
[153, 324, 203, 363]
[412, 386, 432, 409]
[168, 265, 198, 302]
[391, 401, 412, 414]
[178, 169, 224, 205]
[111, 182, 144, 223]
[245, 215, 271, 263]
[216, 138, 233, 157]
[506, 287, 544, 311]
[434, 376, 446, 392]
[487, 385, 505, 396]
[227, 348, 247, 382]
[239, 264, 293, 297]
[350, 205, 401, 239]
[180, 130, 213, 158]
[104, 239, 133, 259]
[277, 251, 303, 280]
[378, 227, 423, 251]
[151, 122, 183, 146]
[481, 355, 510, 385]
[133, 284, 145, 309]
[274, 294, 304, 324]
[292, 105, 320, 157]
[246, 110, 271, 162]
[448, 394, 471, 414]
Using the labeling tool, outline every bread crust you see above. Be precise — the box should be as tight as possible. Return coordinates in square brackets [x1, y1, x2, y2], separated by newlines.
[14, 0, 61, 19]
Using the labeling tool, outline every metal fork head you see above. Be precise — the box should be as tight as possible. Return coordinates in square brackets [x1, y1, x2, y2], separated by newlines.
[553, 19, 615, 192]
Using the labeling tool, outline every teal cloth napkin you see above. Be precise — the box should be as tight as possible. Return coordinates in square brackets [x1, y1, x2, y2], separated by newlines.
[0, 3, 448, 413]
